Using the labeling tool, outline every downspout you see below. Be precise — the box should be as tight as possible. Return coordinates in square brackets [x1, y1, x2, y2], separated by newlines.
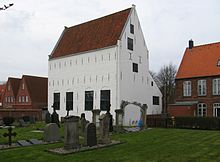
[116, 40, 121, 109]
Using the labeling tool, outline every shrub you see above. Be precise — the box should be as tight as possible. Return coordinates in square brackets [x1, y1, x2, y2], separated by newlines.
[174, 117, 220, 130]
[3, 116, 15, 126]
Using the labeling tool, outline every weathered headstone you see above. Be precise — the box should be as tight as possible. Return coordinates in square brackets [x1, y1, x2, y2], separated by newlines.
[92, 109, 101, 126]
[51, 111, 60, 127]
[106, 110, 113, 132]
[99, 113, 111, 144]
[28, 139, 43, 145]
[85, 123, 97, 147]
[80, 113, 87, 135]
[43, 123, 60, 142]
[3, 126, 17, 146]
[45, 111, 51, 124]
[64, 116, 80, 150]
[17, 140, 32, 146]
[18, 119, 26, 127]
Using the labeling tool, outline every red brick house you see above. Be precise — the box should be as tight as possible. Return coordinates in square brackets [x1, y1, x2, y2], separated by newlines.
[168, 40, 220, 117]
[0, 75, 48, 120]
[0, 84, 6, 108]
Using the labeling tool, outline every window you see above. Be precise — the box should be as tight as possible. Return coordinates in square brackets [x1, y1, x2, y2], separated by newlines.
[8, 85, 10, 91]
[100, 90, 110, 111]
[151, 81, 154, 86]
[11, 96, 13, 102]
[22, 96, 25, 103]
[85, 91, 94, 111]
[213, 78, 220, 95]
[127, 37, 133, 51]
[66, 92, 73, 111]
[183, 81, 191, 96]
[139, 56, 142, 64]
[53, 93, 60, 110]
[217, 59, 220, 66]
[213, 103, 220, 117]
[129, 53, 132, 60]
[8, 96, 10, 103]
[130, 24, 134, 34]
[133, 63, 138, 73]
[198, 80, 206, 96]
[197, 103, 207, 117]
[153, 96, 159, 105]
[26, 96, 28, 102]
[22, 83, 25, 90]
[18, 96, 21, 103]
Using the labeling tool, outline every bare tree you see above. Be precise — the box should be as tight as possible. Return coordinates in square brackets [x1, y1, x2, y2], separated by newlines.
[154, 63, 177, 113]
[0, 3, 13, 11]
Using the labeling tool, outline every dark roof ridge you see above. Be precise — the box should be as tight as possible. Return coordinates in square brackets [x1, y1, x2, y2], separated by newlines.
[67, 7, 132, 30]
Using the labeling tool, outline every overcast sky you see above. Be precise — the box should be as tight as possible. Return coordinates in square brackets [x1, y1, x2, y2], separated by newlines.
[0, 0, 220, 81]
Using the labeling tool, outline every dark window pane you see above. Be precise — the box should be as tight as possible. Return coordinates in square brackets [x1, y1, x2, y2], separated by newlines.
[130, 24, 134, 34]
[133, 63, 138, 73]
[53, 93, 60, 110]
[153, 96, 159, 105]
[66, 92, 73, 111]
[127, 37, 133, 51]
[100, 90, 110, 111]
[85, 91, 94, 111]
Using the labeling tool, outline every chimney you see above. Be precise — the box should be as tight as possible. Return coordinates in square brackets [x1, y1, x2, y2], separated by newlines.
[189, 39, 194, 49]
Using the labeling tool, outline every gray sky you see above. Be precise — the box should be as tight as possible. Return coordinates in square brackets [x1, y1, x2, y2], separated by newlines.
[0, 0, 220, 81]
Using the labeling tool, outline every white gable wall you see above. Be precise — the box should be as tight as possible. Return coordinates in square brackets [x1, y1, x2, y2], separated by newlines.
[118, 7, 162, 125]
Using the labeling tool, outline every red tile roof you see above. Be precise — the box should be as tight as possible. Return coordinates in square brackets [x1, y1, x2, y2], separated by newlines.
[8, 78, 21, 97]
[50, 8, 132, 59]
[23, 75, 48, 103]
[176, 42, 220, 79]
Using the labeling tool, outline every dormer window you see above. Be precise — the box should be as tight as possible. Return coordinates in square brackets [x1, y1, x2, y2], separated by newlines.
[217, 59, 220, 66]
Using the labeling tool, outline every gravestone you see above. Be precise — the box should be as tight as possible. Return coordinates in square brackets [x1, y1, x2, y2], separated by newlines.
[80, 113, 87, 135]
[28, 139, 43, 145]
[85, 123, 97, 147]
[99, 113, 111, 144]
[44, 123, 60, 142]
[45, 111, 51, 124]
[3, 126, 16, 146]
[106, 110, 113, 132]
[64, 115, 80, 150]
[17, 140, 32, 146]
[51, 111, 60, 127]
[18, 119, 26, 127]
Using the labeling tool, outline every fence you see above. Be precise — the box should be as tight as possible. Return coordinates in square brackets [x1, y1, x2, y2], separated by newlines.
[146, 114, 220, 130]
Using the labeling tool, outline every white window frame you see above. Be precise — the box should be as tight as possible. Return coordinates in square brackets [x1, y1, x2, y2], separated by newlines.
[197, 103, 207, 117]
[198, 80, 206, 96]
[26, 96, 29, 102]
[213, 103, 220, 117]
[183, 81, 191, 96]
[213, 78, 220, 95]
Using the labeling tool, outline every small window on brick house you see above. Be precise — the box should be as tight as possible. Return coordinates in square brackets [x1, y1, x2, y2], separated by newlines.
[22, 83, 25, 90]
[130, 24, 134, 34]
[133, 63, 138, 73]
[26, 96, 28, 102]
[217, 59, 220, 66]
[127, 37, 133, 51]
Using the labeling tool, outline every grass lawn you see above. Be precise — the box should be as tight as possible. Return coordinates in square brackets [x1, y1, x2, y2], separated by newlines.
[0, 124, 220, 162]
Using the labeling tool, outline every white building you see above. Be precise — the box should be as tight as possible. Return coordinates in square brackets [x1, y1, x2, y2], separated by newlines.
[48, 5, 162, 126]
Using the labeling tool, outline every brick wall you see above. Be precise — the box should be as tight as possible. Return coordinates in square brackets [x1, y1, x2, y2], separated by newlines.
[175, 76, 220, 117]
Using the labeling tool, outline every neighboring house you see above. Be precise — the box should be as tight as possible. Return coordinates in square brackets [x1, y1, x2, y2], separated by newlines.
[0, 75, 48, 120]
[168, 40, 220, 117]
[0, 84, 6, 108]
[48, 5, 162, 126]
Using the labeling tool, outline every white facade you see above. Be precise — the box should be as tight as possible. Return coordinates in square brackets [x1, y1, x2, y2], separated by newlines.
[48, 6, 162, 126]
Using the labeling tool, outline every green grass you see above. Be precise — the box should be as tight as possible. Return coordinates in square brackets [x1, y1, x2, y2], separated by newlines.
[1, 124, 220, 162]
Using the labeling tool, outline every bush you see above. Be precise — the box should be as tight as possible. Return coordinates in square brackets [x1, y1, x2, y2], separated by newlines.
[3, 116, 15, 126]
[22, 116, 30, 122]
[174, 117, 220, 130]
